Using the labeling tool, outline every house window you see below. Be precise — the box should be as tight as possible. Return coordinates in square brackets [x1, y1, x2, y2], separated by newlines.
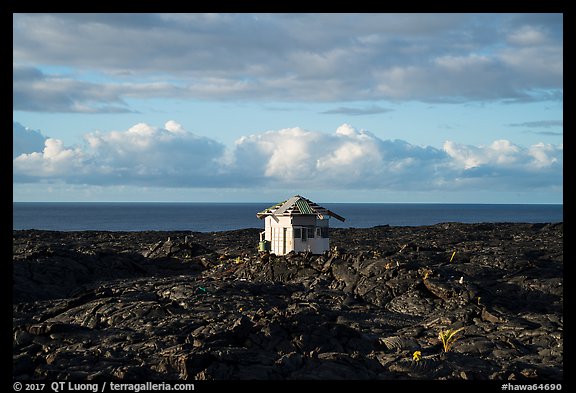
[316, 227, 322, 237]
[308, 227, 315, 238]
[294, 228, 301, 239]
[302, 228, 308, 241]
[321, 227, 329, 238]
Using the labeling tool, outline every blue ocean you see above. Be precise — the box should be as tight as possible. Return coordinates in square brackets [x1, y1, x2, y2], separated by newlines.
[12, 202, 563, 232]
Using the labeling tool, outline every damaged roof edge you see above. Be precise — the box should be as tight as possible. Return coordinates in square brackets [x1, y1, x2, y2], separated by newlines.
[256, 195, 345, 222]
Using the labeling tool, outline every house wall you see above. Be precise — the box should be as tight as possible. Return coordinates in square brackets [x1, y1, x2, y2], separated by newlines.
[292, 218, 329, 254]
[264, 216, 293, 255]
[264, 215, 330, 255]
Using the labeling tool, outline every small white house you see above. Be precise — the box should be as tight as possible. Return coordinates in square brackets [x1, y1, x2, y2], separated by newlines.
[256, 195, 345, 255]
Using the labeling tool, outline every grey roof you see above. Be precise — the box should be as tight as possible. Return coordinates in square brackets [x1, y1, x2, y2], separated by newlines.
[256, 195, 345, 222]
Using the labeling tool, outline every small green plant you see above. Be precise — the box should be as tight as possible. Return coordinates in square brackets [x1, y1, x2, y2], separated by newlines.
[412, 350, 422, 362]
[438, 327, 464, 352]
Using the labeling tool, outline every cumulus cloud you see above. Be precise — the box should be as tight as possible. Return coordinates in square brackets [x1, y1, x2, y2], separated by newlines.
[13, 122, 47, 158]
[444, 140, 522, 170]
[226, 124, 561, 191]
[12, 13, 562, 107]
[14, 121, 226, 186]
[14, 138, 86, 181]
[443, 139, 562, 188]
[13, 122, 563, 193]
[212, 123, 444, 189]
[84, 121, 226, 186]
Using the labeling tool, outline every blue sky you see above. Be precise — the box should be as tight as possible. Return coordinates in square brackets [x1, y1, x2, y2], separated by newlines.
[13, 13, 563, 203]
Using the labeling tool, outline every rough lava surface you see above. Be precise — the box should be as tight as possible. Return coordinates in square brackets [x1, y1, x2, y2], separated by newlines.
[13, 223, 563, 380]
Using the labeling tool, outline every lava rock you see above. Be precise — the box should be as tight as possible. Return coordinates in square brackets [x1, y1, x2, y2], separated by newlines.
[13, 223, 563, 380]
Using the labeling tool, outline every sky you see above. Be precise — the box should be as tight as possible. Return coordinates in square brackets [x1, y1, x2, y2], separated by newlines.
[13, 13, 563, 203]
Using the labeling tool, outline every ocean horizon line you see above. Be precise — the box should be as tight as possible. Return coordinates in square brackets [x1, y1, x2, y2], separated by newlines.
[14, 202, 563, 232]
[13, 201, 564, 206]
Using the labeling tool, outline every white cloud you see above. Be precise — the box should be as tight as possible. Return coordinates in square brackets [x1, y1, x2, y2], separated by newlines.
[335, 124, 359, 137]
[13, 122, 47, 158]
[234, 124, 448, 189]
[443, 139, 562, 175]
[13, 122, 563, 193]
[528, 142, 562, 168]
[14, 138, 86, 177]
[164, 120, 185, 133]
[443, 140, 520, 169]
[232, 127, 322, 182]
[14, 121, 226, 186]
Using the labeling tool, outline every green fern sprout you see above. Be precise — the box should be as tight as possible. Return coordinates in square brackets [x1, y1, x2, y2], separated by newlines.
[438, 327, 464, 352]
